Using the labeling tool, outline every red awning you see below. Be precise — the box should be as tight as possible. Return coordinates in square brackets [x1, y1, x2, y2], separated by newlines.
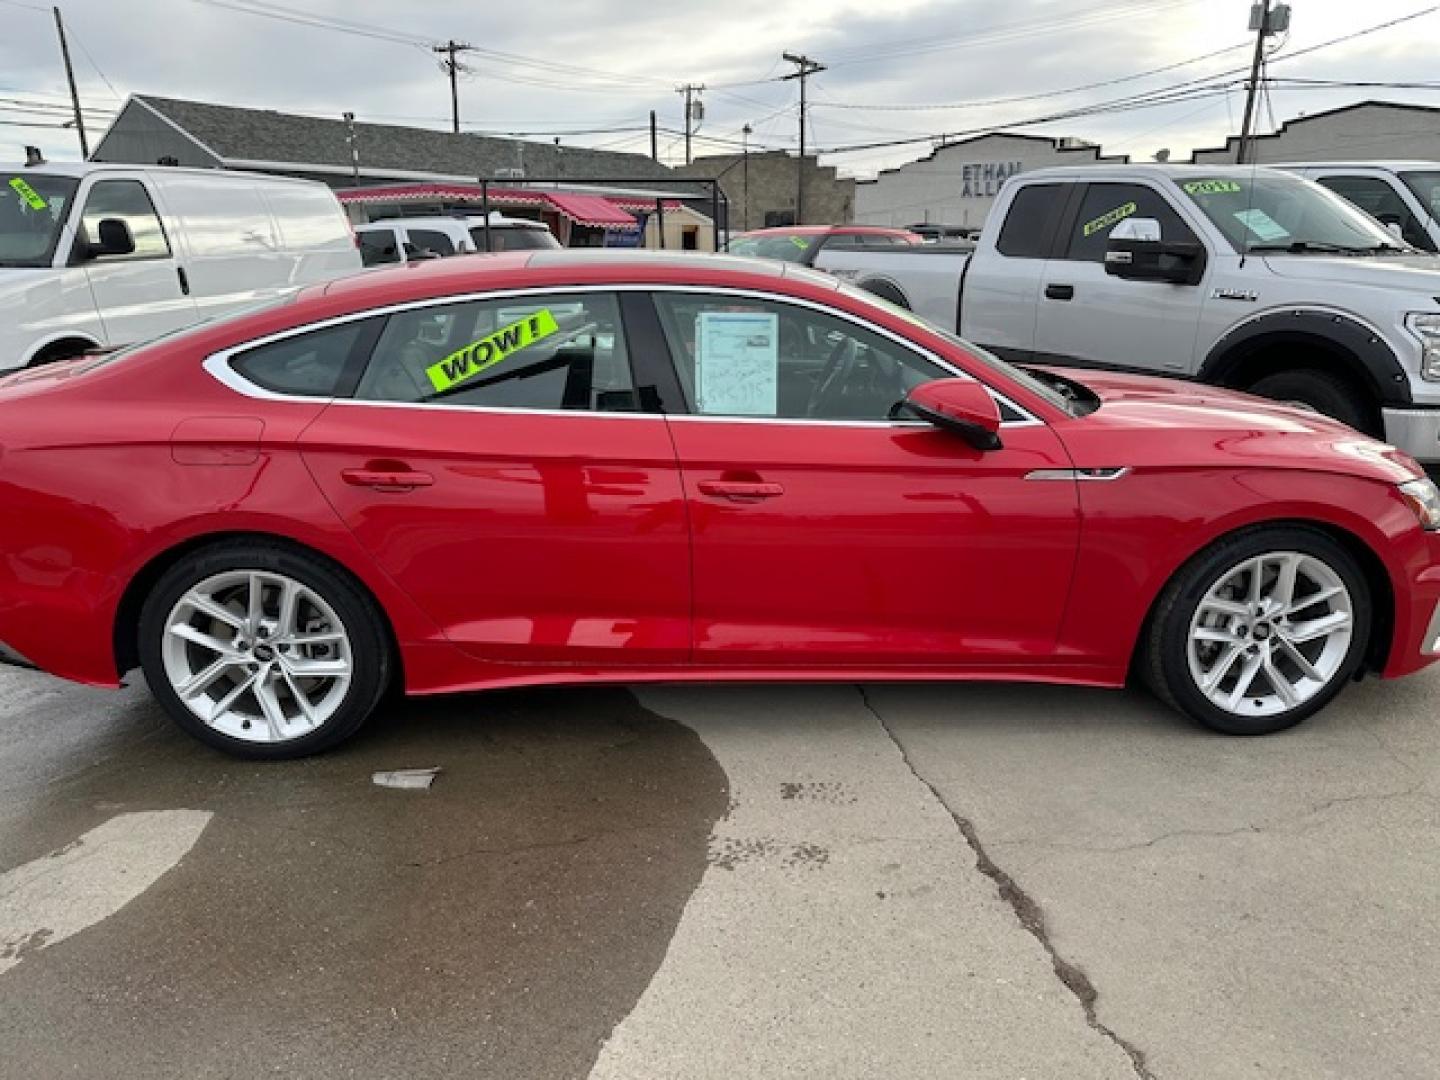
[543, 192, 638, 230]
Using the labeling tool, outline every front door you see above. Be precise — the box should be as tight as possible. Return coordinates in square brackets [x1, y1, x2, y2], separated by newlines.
[75, 177, 195, 347]
[1033, 180, 1207, 377]
[648, 290, 1080, 666]
[299, 290, 691, 665]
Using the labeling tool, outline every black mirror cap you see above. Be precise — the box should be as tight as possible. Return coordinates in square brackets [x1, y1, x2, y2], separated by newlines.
[92, 218, 136, 258]
[1104, 237, 1205, 285]
[902, 401, 1005, 452]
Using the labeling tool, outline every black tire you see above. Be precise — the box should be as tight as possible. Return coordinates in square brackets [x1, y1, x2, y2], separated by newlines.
[138, 541, 391, 759]
[861, 281, 910, 309]
[1141, 526, 1371, 736]
[1246, 368, 1376, 435]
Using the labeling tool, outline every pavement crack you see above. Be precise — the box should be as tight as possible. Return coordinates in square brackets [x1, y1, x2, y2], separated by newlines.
[858, 686, 1158, 1080]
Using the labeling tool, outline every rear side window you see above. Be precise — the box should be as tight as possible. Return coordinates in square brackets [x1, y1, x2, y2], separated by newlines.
[354, 292, 638, 412]
[230, 319, 376, 396]
[406, 228, 456, 257]
[995, 184, 1067, 258]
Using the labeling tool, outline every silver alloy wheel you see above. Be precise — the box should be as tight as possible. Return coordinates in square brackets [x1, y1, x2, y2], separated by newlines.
[161, 570, 353, 744]
[1187, 551, 1353, 718]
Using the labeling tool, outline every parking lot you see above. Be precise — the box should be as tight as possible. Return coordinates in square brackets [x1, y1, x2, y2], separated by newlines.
[2, 666, 1436, 1079]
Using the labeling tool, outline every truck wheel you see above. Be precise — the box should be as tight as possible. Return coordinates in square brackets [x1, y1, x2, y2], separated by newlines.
[1141, 526, 1370, 736]
[1246, 369, 1375, 435]
[861, 281, 910, 309]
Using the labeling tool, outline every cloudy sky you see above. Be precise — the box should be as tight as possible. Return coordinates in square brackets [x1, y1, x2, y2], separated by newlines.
[3, 0, 1438, 175]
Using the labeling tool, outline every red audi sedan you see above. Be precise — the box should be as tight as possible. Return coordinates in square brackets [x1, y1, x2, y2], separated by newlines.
[3, 251, 1440, 758]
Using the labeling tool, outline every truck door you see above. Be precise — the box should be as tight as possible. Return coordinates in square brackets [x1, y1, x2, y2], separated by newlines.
[1032, 181, 1207, 377]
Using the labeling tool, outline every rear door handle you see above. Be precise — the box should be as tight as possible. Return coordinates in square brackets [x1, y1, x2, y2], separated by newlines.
[696, 480, 785, 501]
[1044, 283, 1074, 301]
[341, 467, 434, 492]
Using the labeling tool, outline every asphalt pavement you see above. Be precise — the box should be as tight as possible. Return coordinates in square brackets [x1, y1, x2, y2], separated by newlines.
[1, 665, 1436, 1079]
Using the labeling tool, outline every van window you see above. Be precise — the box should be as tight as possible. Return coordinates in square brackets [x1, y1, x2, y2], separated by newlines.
[406, 228, 456, 257]
[79, 179, 170, 260]
[231, 317, 377, 396]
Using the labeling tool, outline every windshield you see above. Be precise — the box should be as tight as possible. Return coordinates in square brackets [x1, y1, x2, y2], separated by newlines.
[1177, 173, 1404, 253]
[1401, 171, 1440, 224]
[470, 225, 561, 252]
[726, 233, 816, 263]
[835, 280, 1076, 416]
[0, 173, 78, 268]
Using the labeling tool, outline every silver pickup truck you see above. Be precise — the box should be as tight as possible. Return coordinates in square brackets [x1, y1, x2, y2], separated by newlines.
[815, 163, 1440, 462]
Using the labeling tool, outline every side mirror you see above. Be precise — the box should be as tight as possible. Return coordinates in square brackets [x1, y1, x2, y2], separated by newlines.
[897, 378, 1003, 451]
[1104, 216, 1204, 284]
[89, 217, 135, 258]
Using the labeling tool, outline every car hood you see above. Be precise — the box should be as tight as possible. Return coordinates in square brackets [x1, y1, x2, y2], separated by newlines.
[1039, 366, 1421, 485]
[1261, 252, 1440, 294]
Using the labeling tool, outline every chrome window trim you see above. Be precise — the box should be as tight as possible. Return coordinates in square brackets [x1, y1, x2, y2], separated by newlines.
[202, 282, 1043, 429]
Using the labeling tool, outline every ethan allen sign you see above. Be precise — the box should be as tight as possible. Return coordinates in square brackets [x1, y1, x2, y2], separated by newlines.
[960, 161, 1023, 198]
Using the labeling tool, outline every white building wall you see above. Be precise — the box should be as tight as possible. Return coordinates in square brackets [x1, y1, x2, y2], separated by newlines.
[853, 133, 1125, 230]
[1191, 103, 1440, 164]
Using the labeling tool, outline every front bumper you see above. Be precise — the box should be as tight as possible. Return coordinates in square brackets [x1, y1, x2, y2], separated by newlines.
[1383, 406, 1440, 463]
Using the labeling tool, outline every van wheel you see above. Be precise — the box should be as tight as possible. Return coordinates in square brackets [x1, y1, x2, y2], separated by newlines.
[1246, 369, 1375, 435]
[29, 338, 97, 367]
[1141, 526, 1370, 735]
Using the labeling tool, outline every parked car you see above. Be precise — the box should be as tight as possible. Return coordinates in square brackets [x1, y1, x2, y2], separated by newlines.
[1277, 161, 1440, 252]
[3, 250, 1439, 758]
[725, 225, 920, 266]
[356, 213, 560, 266]
[0, 161, 361, 370]
[814, 163, 1440, 463]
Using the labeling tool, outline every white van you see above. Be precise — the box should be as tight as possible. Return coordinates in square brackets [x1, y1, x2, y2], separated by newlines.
[0, 162, 362, 370]
[1279, 161, 1440, 252]
[355, 213, 560, 266]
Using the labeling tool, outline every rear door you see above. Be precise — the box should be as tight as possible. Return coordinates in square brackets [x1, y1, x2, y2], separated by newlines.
[647, 288, 1079, 667]
[75, 176, 196, 346]
[1032, 180, 1207, 376]
[298, 289, 691, 665]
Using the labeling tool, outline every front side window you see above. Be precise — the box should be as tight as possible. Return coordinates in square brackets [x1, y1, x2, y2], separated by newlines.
[1178, 173, 1402, 253]
[230, 318, 376, 397]
[1, 173, 78, 268]
[354, 292, 638, 412]
[405, 228, 456, 257]
[652, 292, 950, 421]
[1401, 170, 1440, 227]
[1063, 183, 1197, 262]
[358, 229, 402, 266]
[726, 233, 815, 263]
[78, 179, 170, 260]
[1316, 175, 1433, 251]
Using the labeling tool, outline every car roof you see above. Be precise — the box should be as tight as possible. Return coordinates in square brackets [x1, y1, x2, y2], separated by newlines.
[734, 225, 915, 238]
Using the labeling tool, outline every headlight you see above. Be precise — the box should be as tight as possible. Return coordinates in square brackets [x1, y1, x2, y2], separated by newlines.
[1408, 313, 1440, 381]
[1398, 478, 1440, 530]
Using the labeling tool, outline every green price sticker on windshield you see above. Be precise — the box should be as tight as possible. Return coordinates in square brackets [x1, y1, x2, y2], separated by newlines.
[8, 176, 47, 210]
[1182, 179, 1242, 195]
[1082, 201, 1137, 237]
[426, 309, 561, 393]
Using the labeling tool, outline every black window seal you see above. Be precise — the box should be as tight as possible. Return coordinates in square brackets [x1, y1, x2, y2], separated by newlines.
[619, 291, 685, 414]
[333, 315, 387, 398]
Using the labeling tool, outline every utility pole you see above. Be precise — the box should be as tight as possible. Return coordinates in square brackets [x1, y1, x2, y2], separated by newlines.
[1237, 2, 1290, 164]
[433, 40, 477, 134]
[741, 123, 752, 231]
[678, 83, 704, 165]
[649, 110, 659, 162]
[343, 111, 359, 183]
[52, 6, 87, 158]
[781, 52, 824, 225]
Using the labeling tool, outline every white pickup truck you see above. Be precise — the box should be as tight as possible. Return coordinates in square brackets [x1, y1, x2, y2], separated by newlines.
[815, 163, 1440, 462]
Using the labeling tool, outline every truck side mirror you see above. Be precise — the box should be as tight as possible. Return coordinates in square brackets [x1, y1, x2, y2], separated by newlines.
[1104, 217, 1204, 285]
[90, 218, 136, 258]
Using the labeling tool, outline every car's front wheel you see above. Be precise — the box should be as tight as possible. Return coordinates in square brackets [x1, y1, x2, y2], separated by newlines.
[1142, 527, 1371, 735]
[138, 542, 391, 758]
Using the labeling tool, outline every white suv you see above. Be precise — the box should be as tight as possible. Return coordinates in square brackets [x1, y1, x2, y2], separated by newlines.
[356, 213, 560, 266]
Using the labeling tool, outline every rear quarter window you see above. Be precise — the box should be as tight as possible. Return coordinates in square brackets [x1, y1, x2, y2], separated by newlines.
[230, 318, 378, 397]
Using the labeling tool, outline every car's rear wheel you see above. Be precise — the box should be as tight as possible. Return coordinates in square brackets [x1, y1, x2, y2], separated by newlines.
[138, 542, 390, 758]
[1142, 527, 1370, 735]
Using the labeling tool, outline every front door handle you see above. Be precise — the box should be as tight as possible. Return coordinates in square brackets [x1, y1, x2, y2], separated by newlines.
[341, 466, 434, 492]
[696, 479, 785, 501]
[1044, 283, 1074, 301]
